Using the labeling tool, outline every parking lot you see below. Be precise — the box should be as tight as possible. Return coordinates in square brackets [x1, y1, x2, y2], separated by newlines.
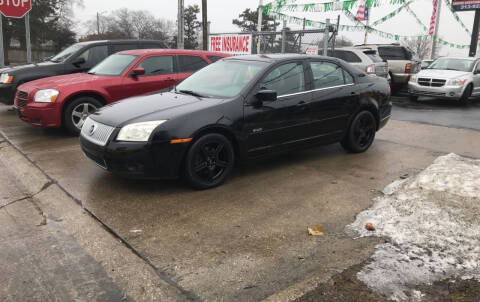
[1, 96, 480, 301]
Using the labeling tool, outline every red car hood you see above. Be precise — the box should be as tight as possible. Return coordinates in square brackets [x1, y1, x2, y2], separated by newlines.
[19, 73, 112, 93]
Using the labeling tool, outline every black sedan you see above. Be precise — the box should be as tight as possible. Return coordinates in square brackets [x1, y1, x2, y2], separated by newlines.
[80, 54, 392, 189]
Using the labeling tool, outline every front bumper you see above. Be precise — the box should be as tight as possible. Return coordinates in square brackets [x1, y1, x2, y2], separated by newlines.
[80, 134, 189, 179]
[408, 82, 465, 99]
[14, 101, 62, 128]
[0, 84, 16, 105]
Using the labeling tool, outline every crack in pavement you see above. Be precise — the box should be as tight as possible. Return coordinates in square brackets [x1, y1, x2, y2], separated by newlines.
[0, 181, 54, 211]
[0, 131, 201, 302]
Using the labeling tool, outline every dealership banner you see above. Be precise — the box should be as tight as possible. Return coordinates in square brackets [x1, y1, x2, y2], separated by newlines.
[452, 0, 480, 10]
[209, 34, 252, 55]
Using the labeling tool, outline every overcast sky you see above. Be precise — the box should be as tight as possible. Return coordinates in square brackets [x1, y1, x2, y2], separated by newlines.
[74, 0, 477, 57]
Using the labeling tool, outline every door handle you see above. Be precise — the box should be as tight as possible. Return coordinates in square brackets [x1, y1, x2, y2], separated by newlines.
[296, 101, 309, 106]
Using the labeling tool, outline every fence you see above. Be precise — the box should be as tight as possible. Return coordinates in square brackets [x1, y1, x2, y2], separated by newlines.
[210, 26, 338, 56]
[6, 48, 55, 65]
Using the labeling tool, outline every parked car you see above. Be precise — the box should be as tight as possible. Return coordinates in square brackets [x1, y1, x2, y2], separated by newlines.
[14, 49, 230, 134]
[354, 43, 419, 91]
[327, 47, 389, 81]
[0, 40, 166, 105]
[408, 57, 480, 105]
[421, 59, 434, 70]
[80, 54, 392, 189]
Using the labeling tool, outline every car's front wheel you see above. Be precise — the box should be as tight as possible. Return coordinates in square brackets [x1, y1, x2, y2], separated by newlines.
[409, 95, 419, 102]
[459, 84, 472, 106]
[64, 97, 102, 135]
[341, 110, 377, 153]
[183, 133, 235, 190]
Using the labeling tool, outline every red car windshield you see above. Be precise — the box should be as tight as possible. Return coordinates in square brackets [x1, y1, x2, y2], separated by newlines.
[88, 54, 138, 76]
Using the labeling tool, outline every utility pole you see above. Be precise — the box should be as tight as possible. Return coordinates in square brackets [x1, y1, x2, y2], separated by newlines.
[25, 12, 31, 64]
[332, 15, 340, 52]
[202, 0, 208, 50]
[177, 0, 185, 49]
[281, 19, 287, 53]
[0, 16, 4, 67]
[257, 0, 264, 54]
[298, 18, 305, 53]
[470, 10, 480, 57]
[97, 12, 100, 35]
[323, 18, 330, 56]
[431, 0, 441, 59]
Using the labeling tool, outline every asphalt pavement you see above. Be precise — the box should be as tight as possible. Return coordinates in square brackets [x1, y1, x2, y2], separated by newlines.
[1, 95, 480, 301]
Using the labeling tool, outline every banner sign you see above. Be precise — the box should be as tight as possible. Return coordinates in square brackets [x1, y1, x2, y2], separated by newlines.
[306, 45, 319, 55]
[209, 34, 252, 55]
[452, 0, 480, 11]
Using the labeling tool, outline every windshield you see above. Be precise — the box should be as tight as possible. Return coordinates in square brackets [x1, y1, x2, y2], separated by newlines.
[88, 54, 138, 76]
[50, 44, 83, 63]
[176, 60, 267, 98]
[427, 58, 474, 72]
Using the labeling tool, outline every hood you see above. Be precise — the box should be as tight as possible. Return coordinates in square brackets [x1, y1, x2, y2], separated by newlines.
[90, 92, 224, 127]
[19, 73, 110, 92]
[418, 69, 471, 79]
[1, 61, 60, 75]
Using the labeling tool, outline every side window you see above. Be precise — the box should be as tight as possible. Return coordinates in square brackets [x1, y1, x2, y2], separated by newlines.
[311, 61, 352, 89]
[111, 44, 139, 54]
[138, 56, 174, 76]
[260, 62, 305, 96]
[78, 45, 108, 67]
[178, 55, 209, 72]
[331, 51, 361, 63]
[207, 56, 224, 63]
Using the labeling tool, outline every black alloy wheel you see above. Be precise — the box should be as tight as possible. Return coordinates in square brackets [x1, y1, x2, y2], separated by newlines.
[341, 110, 377, 153]
[184, 133, 235, 190]
[459, 84, 472, 106]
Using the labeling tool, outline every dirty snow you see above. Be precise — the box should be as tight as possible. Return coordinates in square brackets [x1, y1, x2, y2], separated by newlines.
[346, 153, 480, 301]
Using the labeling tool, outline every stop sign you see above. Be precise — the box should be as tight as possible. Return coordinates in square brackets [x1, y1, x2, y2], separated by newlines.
[0, 0, 31, 18]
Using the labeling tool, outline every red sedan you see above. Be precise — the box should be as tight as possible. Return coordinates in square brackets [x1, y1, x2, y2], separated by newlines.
[14, 49, 230, 134]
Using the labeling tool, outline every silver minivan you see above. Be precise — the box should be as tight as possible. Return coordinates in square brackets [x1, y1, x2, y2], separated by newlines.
[327, 47, 389, 81]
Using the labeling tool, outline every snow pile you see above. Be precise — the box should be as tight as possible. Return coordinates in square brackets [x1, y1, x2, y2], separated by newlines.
[346, 153, 480, 301]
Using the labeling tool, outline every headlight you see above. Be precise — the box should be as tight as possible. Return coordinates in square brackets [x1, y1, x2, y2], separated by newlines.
[117, 120, 167, 142]
[0, 73, 13, 84]
[409, 74, 417, 83]
[34, 89, 59, 103]
[447, 78, 468, 86]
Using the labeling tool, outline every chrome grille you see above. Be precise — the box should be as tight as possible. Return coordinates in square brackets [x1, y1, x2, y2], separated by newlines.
[418, 78, 446, 87]
[80, 117, 115, 146]
[16, 91, 28, 107]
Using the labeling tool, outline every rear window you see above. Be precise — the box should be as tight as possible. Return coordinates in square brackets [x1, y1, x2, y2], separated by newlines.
[378, 47, 412, 60]
[327, 50, 362, 63]
[363, 50, 383, 63]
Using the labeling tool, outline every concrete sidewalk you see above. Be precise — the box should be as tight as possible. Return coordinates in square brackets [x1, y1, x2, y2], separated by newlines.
[0, 142, 194, 302]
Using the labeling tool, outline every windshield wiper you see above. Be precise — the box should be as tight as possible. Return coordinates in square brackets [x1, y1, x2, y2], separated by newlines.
[87, 71, 96, 75]
[178, 90, 207, 98]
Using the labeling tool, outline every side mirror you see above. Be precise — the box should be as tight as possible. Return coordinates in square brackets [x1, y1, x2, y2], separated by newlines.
[256, 89, 277, 103]
[131, 68, 146, 77]
[72, 57, 86, 67]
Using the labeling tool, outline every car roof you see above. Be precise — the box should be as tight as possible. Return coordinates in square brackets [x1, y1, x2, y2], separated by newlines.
[223, 53, 341, 63]
[76, 40, 165, 46]
[334, 47, 376, 52]
[117, 49, 231, 57]
[437, 56, 477, 61]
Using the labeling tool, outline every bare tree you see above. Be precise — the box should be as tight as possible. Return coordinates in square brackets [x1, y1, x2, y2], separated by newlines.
[401, 38, 431, 60]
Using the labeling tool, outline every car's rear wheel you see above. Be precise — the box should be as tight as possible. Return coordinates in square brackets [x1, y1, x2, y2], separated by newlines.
[183, 133, 235, 190]
[459, 84, 472, 106]
[64, 97, 102, 135]
[341, 110, 377, 153]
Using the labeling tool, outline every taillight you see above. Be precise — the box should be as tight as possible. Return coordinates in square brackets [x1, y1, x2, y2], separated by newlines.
[405, 63, 412, 74]
[388, 85, 391, 96]
[365, 64, 376, 74]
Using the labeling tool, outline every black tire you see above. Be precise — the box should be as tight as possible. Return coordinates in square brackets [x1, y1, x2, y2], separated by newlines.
[409, 95, 419, 102]
[459, 84, 472, 106]
[63, 97, 103, 135]
[183, 133, 235, 190]
[341, 111, 377, 153]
